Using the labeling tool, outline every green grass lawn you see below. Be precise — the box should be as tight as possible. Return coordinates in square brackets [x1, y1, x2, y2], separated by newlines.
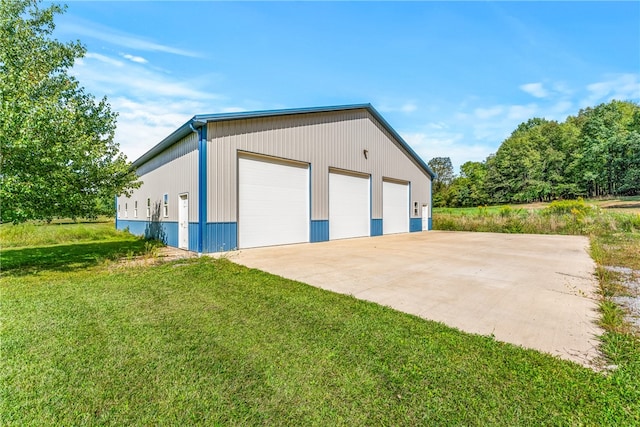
[1, 222, 639, 425]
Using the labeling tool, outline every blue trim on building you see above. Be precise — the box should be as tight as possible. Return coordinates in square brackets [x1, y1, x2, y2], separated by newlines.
[188, 223, 199, 252]
[428, 217, 433, 231]
[198, 125, 208, 254]
[371, 219, 383, 236]
[204, 222, 238, 252]
[116, 219, 178, 246]
[116, 219, 146, 235]
[310, 220, 329, 242]
[410, 218, 422, 232]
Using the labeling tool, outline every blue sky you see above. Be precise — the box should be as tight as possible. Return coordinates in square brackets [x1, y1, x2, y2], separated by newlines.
[55, 1, 640, 171]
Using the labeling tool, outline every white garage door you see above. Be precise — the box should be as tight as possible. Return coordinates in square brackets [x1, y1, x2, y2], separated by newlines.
[383, 180, 409, 234]
[239, 156, 309, 248]
[329, 171, 370, 240]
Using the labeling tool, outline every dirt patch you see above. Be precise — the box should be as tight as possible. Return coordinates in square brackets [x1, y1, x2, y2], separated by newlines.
[112, 246, 196, 268]
[607, 266, 640, 333]
[598, 201, 640, 213]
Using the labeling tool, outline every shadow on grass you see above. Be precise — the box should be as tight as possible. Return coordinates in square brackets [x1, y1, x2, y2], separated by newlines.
[0, 239, 151, 276]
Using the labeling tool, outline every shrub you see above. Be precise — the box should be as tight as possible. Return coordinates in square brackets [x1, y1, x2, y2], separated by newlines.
[544, 198, 592, 216]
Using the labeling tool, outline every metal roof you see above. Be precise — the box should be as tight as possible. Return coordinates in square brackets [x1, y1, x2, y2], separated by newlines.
[131, 103, 436, 178]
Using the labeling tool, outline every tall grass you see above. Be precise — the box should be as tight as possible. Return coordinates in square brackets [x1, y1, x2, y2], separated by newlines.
[0, 221, 126, 248]
[433, 200, 640, 236]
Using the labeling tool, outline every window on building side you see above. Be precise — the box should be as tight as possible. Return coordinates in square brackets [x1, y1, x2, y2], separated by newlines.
[163, 193, 169, 217]
[125, 202, 128, 218]
[146, 198, 151, 218]
[134, 200, 138, 218]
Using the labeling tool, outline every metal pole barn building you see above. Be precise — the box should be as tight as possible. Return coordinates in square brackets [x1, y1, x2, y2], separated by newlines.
[116, 104, 436, 253]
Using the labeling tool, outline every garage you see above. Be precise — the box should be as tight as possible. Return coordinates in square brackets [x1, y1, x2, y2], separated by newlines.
[117, 104, 435, 253]
[329, 170, 370, 240]
[383, 180, 409, 234]
[238, 155, 309, 248]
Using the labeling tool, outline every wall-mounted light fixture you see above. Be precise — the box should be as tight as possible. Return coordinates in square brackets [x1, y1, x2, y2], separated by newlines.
[363, 149, 368, 159]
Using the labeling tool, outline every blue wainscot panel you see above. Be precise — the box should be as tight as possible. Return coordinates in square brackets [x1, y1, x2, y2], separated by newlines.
[409, 218, 422, 232]
[204, 222, 238, 253]
[310, 220, 329, 242]
[188, 223, 199, 252]
[117, 219, 147, 236]
[370, 219, 383, 236]
[428, 217, 433, 231]
[116, 220, 178, 246]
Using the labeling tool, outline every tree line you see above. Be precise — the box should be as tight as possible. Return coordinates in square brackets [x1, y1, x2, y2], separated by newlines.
[429, 100, 640, 207]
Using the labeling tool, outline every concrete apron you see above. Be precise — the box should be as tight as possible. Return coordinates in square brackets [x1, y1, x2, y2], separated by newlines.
[224, 231, 603, 367]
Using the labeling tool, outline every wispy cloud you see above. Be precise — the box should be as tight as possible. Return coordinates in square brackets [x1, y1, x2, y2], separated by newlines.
[58, 17, 202, 58]
[71, 54, 219, 100]
[520, 82, 549, 98]
[402, 131, 490, 173]
[68, 51, 244, 161]
[583, 73, 640, 107]
[122, 53, 148, 64]
[378, 100, 419, 114]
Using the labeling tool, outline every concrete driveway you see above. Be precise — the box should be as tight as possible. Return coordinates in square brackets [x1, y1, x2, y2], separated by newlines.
[226, 231, 602, 366]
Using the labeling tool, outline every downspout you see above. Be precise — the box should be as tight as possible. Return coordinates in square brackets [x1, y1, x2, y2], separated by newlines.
[190, 120, 207, 255]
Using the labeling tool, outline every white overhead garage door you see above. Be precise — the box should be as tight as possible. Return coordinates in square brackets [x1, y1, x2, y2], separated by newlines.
[239, 156, 309, 249]
[383, 180, 409, 234]
[329, 171, 370, 240]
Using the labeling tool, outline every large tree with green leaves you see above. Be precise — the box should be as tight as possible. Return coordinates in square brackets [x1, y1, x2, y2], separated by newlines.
[427, 156, 455, 207]
[0, 0, 139, 223]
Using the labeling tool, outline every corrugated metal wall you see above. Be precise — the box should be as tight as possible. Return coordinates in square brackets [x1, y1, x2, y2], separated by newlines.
[117, 132, 199, 223]
[206, 109, 431, 223]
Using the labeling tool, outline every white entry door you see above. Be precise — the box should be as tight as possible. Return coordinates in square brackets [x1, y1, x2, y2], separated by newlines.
[422, 204, 429, 231]
[383, 180, 409, 234]
[239, 156, 309, 249]
[329, 171, 370, 240]
[178, 194, 189, 249]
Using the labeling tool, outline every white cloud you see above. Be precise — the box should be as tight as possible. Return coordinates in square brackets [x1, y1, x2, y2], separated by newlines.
[71, 54, 219, 100]
[402, 131, 490, 172]
[401, 102, 418, 113]
[122, 54, 148, 64]
[377, 100, 419, 114]
[583, 73, 640, 106]
[84, 52, 124, 67]
[59, 18, 201, 58]
[66, 51, 253, 162]
[520, 82, 549, 98]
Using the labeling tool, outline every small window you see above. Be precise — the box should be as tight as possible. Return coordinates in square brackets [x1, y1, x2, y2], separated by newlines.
[125, 202, 128, 218]
[163, 193, 169, 217]
[146, 198, 151, 218]
[117, 204, 121, 219]
[134, 201, 138, 218]
[414, 201, 419, 216]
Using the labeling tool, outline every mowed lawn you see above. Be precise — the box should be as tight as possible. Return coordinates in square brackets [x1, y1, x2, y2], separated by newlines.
[1, 223, 639, 425]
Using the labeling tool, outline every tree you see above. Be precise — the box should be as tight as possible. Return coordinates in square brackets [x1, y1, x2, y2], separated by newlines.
[0, 0, 139, 223]
[427, 156, 455, 206]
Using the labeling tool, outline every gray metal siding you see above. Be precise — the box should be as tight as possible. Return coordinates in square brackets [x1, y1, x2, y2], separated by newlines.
[206, 109, 431, 223]
[117, 132, 199, 223]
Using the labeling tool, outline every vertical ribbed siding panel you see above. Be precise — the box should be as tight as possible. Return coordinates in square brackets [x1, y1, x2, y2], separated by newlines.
[117, 132, 199, 225]
[206, 109, 431, 225]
